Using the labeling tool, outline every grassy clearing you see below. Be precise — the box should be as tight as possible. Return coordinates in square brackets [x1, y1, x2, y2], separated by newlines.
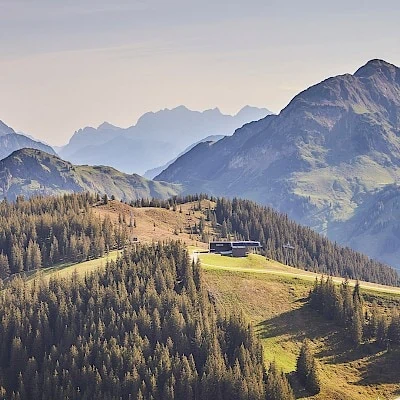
[26, 250, 122, 283]
[198, 253, 400, 296]
[201, 256, 400, 400]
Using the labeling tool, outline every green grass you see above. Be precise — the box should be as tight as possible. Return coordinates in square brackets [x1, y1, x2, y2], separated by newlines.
[198, 253, 400, 296]
[200, 253, 294, 271]
[202, 257, 400, 399]
[261, 335, 298, 372]
[27, 250, 122, 283]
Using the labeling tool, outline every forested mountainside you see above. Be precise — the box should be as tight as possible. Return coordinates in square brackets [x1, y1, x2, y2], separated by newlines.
[0, 149, 180, 201]
[131, 194, 398, 286]
[60, 106, 271, 175]
[155, 60, 400, 269]
[0, 192, 397, 287]
[0, 242, 294, 399]
[0, 193, 127, 279]
[213, 197, 399, 286]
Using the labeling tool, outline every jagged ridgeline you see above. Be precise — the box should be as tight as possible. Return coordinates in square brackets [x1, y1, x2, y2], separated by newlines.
[0, 242, 275, 399]
[213, 198, 399, 286]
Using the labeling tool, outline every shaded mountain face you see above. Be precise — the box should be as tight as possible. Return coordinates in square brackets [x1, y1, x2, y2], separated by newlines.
[59, 106, 272, 175]
[143, 134, 225, 179]
[156, 59, 400, 269]
[0, 121, 15, 136]
[332, 184, 400, 269]
[0, 148, 181, 201]
[60, 122, 121, 159]
[0, 120, 56, 160]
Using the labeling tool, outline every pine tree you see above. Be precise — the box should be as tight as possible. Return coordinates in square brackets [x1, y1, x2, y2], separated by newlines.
[307, 358, 321, 395]
[10, 244, 24, 274]
[221, 220, 228, 238]
[367, 301, 379, 339]
[351, 297, 364, 346]
[387, 310, 400, 346]
[266, 361, 295, 400]
[376, 317, 387, 348]
[0, 252, 10, 279]
[296, 340, 321, 395]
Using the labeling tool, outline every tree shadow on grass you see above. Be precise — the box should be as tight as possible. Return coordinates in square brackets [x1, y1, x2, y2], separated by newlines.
[256, 303, 335, 343]
[257, 303, 400, 390]
[356, 347, 400, 387]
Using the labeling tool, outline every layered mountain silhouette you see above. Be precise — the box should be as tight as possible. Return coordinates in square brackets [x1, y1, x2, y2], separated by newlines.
[156, 59, 400, 268]
[0, 148, 180, 201]
[0, 120, 56, 160]
[59, 106, 271, 175]
[144, 134, 225, 179]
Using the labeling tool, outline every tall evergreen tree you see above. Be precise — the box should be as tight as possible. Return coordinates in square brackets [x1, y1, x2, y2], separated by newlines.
[296, 340, 321, 395]
[265, 361, 295, 400]
[0, 252, 10, 279]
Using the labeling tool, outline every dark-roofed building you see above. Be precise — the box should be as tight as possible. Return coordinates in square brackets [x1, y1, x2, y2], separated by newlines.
[209, 241, 261, 257]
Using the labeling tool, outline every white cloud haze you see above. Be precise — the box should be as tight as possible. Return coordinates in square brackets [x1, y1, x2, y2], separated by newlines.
[0, 0, 399, 145]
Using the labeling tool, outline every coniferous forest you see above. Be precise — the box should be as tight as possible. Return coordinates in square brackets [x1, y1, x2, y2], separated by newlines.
[309, 276, 400, 348]
[0, 193, 128, 279]
[0, 193, 399, 398]
[0, 193, 398, 287]
[213, 198, 399, 286]
[0, 242, 292, 399]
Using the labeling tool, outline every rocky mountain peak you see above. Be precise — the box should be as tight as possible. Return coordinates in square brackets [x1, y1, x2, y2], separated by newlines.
[97, 122, 119, 131]
[0, 120, 16, 136]
[354, 59, 399, 82]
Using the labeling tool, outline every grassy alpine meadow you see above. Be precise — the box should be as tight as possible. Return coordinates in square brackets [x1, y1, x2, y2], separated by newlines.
[199, 252, 400, 400]
[22, 249, 122, 284]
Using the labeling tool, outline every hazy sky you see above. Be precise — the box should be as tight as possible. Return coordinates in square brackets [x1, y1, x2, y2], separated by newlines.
[0, 0, 399, 145]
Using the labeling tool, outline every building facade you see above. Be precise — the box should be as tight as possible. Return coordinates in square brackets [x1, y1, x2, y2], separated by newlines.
[209, 241, 261, 257]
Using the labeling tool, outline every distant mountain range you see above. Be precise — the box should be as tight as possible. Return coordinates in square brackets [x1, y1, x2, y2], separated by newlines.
[0, 148, 180, 201]
[59, 106, 272, 175]
[156, 59, 400, 269]
[0, 120, 56, 160]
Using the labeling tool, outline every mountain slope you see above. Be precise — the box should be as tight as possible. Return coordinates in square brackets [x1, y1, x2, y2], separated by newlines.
[0, 148, 180, 201]
[59, 122, 121, 159]
[333, 184, 400, 268]
[143, 134, 225, 179]
[156, 60, 400, 268]
[59, 106, 272, 174]
[0, 120, 56, 160]
[0, 120, 15, 136]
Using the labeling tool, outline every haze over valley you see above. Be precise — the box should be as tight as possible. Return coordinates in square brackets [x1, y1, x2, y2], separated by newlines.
[0, 2, 399, 399]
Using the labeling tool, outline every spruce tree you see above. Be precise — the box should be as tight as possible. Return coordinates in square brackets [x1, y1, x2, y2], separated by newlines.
[351, 297, 364, 346]
[266, 361, 295, 400]
[0, 252, 10, 279]
[296, 340, 321, 395]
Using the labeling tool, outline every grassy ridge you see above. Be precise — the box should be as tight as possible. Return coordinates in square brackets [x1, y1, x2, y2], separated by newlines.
[24, 250, 122, 283]
[199, 253, 400, 295]
[200, 253, 400, 400]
